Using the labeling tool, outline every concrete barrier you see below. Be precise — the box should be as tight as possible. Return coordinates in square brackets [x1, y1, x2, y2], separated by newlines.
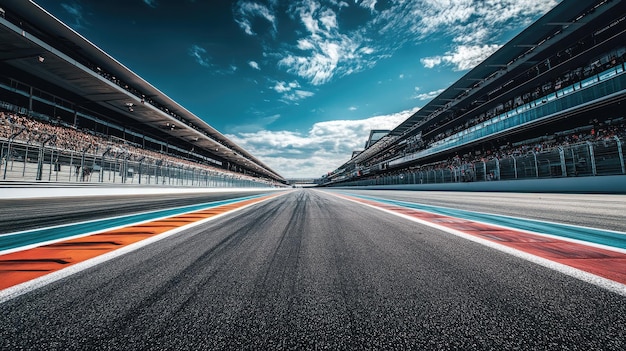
[0, 182, 287, 199]
[334, 175, 626, 194]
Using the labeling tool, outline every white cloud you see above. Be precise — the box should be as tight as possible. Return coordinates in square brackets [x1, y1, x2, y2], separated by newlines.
[211, 0, 562, 179]
[357, 0, 377, 12]
[266, 0, 558, 85]
[262, 114, 281, 125]
[319, 8, 338, 31]
[60, 2, 86, 29]
[453, 28, 490, 44]
[421, 44, 501, 71]
[230, 114, 281, 133]
[415, 0, 475, 38]
[273, 80, 300, 93]
[359, 47, 374, 55]
[271, 80, 314, 102]
[143, 0, 157, 8]
[297, 39, 315, 50]
[226, 107, 419, 178]
[420, 57, 442, 69]
[369, 0, 560, 73]
[277, 0, 378, 85]
[377, 0, 560, 44]
[249, 61, 260, 70]
[281, 90, 315, 103]
[328, 0, 349, 8]
[188, 45, 211, 68]
[234, 1, 277, 36]
[413, 88, 445, 101]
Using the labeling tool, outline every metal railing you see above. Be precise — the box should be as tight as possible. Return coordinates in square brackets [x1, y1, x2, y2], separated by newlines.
[0, 139, 272, 188]
[334, 137, 626, 187]
[390, 63, 626, 168]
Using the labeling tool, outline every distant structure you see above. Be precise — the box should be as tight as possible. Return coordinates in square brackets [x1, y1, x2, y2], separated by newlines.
[321, 0, 626, 187]
[364, 130, 390, 149]
[287, 178, 319, 187]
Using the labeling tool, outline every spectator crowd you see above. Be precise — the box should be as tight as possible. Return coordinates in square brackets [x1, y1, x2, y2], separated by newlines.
[350, 115, 626, 183]
[0, 110, 280, 186]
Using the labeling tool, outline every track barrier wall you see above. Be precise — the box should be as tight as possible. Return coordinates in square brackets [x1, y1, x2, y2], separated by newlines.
[331, 137, 626, 193]
[0, 140, 270, 188]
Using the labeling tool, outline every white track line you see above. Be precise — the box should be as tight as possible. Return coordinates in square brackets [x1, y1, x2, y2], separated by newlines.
[0, 193, 286, 304]
[330, 192, 626, 297]
[0, 195, 272, 255]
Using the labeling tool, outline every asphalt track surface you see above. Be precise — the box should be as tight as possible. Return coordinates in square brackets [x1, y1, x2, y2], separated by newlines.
[0, 190, 272, 234]
[336, 189, 626, 233]
[1, 189, 625, 350]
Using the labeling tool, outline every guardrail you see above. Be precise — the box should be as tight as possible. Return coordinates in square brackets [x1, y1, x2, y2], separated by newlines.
[334, 137, 625, 187]
[0, 140, 270, 188]
[390, 64, 626, 168]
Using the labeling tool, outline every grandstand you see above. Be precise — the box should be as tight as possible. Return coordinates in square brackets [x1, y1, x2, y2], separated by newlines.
[321, 0, 626, 187]
[287, 178, 319, 187]
[0, 1, 286, 186]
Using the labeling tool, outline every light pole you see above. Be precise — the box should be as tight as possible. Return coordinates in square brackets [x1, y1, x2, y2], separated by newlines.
[3, 125, 26, 180]
[36, 133, 55, 181]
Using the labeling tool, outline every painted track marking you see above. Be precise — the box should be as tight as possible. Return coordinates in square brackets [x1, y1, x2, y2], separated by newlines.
[0, 192, 285, 302]
[326, 191, 626, 296]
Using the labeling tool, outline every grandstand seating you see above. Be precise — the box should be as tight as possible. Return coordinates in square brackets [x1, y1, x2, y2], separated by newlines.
[323, 0, 626, 187]
[341, 118, 625, 186]
[0, 110, 281, 187]
[0, 2, 285, 185]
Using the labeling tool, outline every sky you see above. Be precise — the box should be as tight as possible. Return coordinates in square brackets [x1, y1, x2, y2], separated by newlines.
[35, 0, 561, 178]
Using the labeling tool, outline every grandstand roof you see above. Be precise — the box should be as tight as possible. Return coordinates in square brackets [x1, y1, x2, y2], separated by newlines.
[392, 0, 602, 138]
[0, 0, 285, 182]
[365, 130, 390, 149]
[345, 0, 619, 169]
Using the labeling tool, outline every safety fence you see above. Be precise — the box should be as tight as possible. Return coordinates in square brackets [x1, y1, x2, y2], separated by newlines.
[0, 139, 272, 188]
[390, 63, 626, 168]
[333, 137, 626, 187]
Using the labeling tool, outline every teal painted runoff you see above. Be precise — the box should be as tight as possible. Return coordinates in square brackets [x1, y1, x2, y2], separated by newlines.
[344, 193, 626, 250]
[0, 194, 268, 252]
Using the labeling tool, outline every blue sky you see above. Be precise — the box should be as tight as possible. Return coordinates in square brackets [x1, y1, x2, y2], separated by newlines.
[35, 0, 560, 178]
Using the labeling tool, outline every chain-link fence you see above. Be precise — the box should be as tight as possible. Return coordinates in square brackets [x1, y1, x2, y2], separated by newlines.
[0, 139, 273, 188]
[335, 137, 625, 187]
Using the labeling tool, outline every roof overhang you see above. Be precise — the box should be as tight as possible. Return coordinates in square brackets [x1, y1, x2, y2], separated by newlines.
[0, 0, 285, 181]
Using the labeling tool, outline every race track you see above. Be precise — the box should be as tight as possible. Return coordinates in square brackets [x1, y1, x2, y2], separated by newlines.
[1, 189, 625, 350]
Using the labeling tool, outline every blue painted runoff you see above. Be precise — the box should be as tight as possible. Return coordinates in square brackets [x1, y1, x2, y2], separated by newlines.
[343, 192, 626, 250]
[0, 194, 269, 252]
